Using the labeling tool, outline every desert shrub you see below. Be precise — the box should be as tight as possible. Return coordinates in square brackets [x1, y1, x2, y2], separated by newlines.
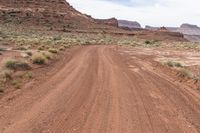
[0, 83, 4, 93]
[3, 70, 12, 80]
[59, 47, 65, 51]
[14, 46, 27, 51]
[53, 35, 62, 41]
[26, 51, 32, 56]
[64, 45, 71, 48]
[174, 62, 183, 68]
[0, 47, 6, 51]
[177, 68, 192, 78]
[145, 40, 151, 45]
[11, 80, 21, 89]
[25, 72, 33, 79]
[38, 47, 44, 51]
[32, 55, 46, 65]
[166, 61, 183, 68]
[193, 76, 200, 83]
[48, 48, 58, 54]
[166, 61, 174, 67]
[42, 52, 52, 60]
[4, 59, 30, 70]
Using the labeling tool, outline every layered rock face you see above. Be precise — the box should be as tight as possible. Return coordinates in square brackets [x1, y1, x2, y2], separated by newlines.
[0, 0, 122, 31]
[0, 0, 95, 29]
[179, 24, 200, 42]
[95, 18, 118, 27]
[145, 24, 200, 42]
[118, 20, 141, 29]
[179, 23, 200, 35]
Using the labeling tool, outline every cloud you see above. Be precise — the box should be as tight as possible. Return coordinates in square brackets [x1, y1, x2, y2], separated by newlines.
[67, 0, 200, 27]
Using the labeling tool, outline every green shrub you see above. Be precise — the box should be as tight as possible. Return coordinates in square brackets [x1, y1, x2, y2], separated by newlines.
[25, 72, 33, 79]
[26, 51, 32, 56]
[174, 62, 183, 68]
[145, 40, 151, 45]
[32, 55, 46, 65]
[4, 59, 30, 70]
[42, 52, 52, 60]
[59, 47, 64, 51]
[193, 76, 200, 83]
[48, 48, 58, 54]
[166, 61, 183, 68]
[11, 80, 21, 89]
[53, 35, 62, 41]
[166, 61, 174, 67]
[0, 83, 4, 93]
[0, 47, 6, 51]
[3, 70, 12, 80]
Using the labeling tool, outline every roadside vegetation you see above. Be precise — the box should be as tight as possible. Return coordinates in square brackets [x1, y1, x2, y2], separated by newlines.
[0, 24, 200, 94]
[164, 60, 200, 83]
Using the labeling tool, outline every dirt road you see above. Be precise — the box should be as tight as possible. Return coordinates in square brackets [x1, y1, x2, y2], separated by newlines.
[0, 45, 200, 133]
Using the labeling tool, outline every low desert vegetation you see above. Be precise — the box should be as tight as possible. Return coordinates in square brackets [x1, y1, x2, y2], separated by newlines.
[26, 51, 33, 56]
[25, 72, 33, 79]
[42, 52, 52, 60]
[0, 47, 6, 51]
[0, 83, 4, 93]
[53, 35, 62, 41]
[4, 59, 30, 70]
[14, 46, 27, 51]
[48, 48, 58, 54]
[163, 60, 200, 83]
[11, 79, 21, 89]
[2, 70, 13, 81]
[0, 24, 200, 95]
[165, 60, 184, 68]
[177, 68, 193, 78]
[31, 54, 46, 65]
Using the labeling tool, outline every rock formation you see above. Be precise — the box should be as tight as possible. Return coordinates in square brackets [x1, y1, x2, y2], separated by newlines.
[118, 20, 141, 29]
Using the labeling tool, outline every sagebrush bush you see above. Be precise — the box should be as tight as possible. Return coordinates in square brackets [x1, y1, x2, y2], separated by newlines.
[166, 61, 183, 68]
[166, 61, 174, 67]
[145, 40, 151, 45]
[3, 70, 12, 80]
[14, 46, 27, 51]
[32, 55, 46, 65]
[26, 72, 33, 79]
[0, 47, 5, 51]
[193, 76, 200, 83]
[0, 82, 4, 93]
[11, 80, 21, 89]
[48, 48, 58, 54]
[177, 68, 192, 78]
[4, 59, 30, 70]
[26, 51, 32, 56]
[53, 35, 62, 41]
[42, 52, 52, 60]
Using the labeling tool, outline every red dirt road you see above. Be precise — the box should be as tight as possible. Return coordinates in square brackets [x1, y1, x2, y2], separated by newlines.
[0, 45, 200, 133]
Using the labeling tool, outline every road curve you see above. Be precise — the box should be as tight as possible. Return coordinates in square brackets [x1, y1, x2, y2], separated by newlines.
[0, 45, 200, 133]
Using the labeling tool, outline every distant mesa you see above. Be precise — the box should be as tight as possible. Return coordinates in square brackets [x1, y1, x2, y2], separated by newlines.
[145, 23, 200, 42]
[118, 20, 142, 29]
[95, 17, 118, 27]
[180, 23, 199, 29]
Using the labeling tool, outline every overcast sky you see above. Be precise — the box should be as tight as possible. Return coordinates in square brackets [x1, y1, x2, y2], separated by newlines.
[67, 0, 200, 27]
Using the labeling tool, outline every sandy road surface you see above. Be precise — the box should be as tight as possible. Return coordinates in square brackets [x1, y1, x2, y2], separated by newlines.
[0, 45, 200, 133]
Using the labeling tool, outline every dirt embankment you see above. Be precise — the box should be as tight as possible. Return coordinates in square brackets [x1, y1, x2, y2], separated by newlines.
[0, 45, 200, 133]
